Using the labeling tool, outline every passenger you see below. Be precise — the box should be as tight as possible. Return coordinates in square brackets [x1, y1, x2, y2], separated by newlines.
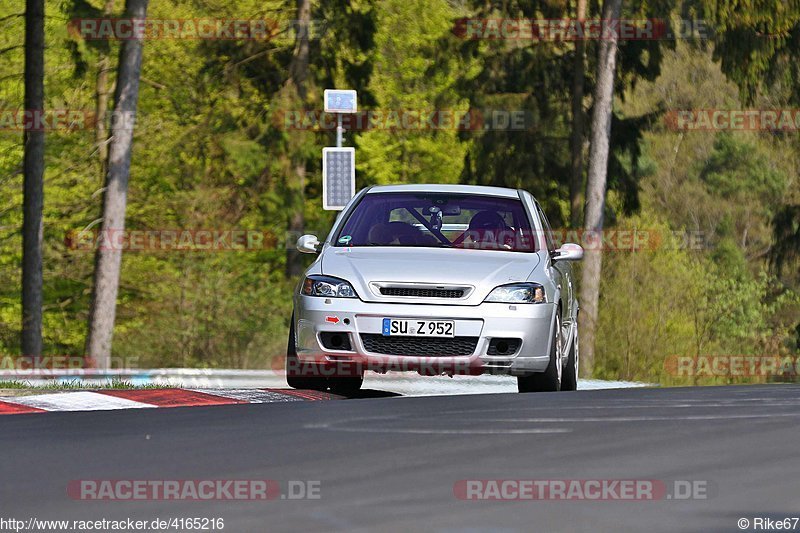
[465, 211, 514, 250]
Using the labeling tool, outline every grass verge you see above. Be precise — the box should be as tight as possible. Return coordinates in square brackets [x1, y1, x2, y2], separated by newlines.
[0, 379, 178, 391]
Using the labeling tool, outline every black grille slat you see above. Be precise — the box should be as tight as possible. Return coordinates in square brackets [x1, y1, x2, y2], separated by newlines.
[360, 334, 478, 356]
[379, 287, 464, 298]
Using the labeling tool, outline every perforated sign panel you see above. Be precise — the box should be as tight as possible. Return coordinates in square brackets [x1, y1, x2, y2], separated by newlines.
[323, 89, 357, 113]
[322, 147, 355, 210]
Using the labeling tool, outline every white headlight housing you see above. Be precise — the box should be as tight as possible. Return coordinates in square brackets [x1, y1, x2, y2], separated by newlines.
[302, 275, 357, 298]
[485, 283, 546, 304]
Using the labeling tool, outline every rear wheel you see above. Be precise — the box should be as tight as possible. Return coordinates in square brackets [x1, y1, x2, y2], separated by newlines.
[518, 312, 562, 393]
[286, 315, 329, 391]
[561, 326, 579, 391]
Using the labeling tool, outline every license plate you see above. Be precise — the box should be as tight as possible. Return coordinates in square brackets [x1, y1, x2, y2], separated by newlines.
[382, 318, 455, 337]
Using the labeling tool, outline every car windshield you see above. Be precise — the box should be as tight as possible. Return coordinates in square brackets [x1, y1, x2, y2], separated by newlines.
[334, 192, 537, 252]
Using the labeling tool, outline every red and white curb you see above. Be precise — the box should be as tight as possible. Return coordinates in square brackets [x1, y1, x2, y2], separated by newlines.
[0, 388, 340, 415]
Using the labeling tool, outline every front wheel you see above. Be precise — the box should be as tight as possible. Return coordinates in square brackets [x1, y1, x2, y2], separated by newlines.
[286, 315, 329, 391]
[561, 326, 578, 391]
[518, 312, 562, 393]
[328, 375, 363, 394]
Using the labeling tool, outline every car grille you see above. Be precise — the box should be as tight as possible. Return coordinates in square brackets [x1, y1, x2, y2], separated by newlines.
[379, 287, 464, 298]
[360, 334, 478, 356]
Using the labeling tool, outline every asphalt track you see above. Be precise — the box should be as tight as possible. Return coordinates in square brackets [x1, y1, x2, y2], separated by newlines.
[2, 384, 800, 533]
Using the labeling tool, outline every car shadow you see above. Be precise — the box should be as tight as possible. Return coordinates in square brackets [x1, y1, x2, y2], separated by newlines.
[338, 388, 402, 399]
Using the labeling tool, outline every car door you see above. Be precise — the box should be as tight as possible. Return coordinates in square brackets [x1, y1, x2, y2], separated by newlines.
[535, 202, 575, 323]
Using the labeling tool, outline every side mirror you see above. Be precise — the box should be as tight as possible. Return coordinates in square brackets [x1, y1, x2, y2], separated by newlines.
[552, 242, 584, 261]
[296, 234, 321, 254]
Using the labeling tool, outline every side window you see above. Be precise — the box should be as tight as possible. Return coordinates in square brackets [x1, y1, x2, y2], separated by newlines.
[536, 204, 555, 252]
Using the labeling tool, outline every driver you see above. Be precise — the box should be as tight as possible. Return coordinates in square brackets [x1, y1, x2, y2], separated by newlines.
[367, 221, 421, 245]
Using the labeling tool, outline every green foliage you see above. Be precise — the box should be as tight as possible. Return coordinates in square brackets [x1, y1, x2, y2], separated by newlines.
[355, 0, 467, 185]
[700, 133, 785, 204]
[595, 217, 795, 385]
[607, 35, 800, 384]
[701, 0, 800, 104]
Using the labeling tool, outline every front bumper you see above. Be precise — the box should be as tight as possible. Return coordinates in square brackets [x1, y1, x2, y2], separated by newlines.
[293, 295, 556, 376]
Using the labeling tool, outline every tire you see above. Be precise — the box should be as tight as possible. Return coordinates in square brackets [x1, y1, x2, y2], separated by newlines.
[286, 315, 329, 391]
[328, 375, 363, 394]
[561, 326, 578, 391]
[518, 312, 562, 393]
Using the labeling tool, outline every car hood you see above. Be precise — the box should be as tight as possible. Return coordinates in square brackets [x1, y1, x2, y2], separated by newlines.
[321, 246, 542, 304]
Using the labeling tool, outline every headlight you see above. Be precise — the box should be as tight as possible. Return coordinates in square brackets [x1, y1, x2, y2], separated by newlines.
[484, 283, 545, 304]
[302, 275, 357, 298]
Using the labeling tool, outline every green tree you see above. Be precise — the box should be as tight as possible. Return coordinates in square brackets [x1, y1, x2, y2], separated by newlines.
[356, 0, 467, 185]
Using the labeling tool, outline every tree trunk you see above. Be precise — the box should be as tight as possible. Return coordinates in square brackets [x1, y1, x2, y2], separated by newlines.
[94, 0, 116, 178]
[285, 0, 311, 279]
[288, 0, 310, 102]
[579, 0, 623, 377]
[21, 0, 45, 359]
[85, 0, 148, 368]
[569, 0, 587, 228]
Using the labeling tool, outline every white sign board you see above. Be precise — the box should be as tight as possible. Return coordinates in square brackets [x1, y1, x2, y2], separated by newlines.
[324, 89, 357, 114]
[322, 147, 355, 210]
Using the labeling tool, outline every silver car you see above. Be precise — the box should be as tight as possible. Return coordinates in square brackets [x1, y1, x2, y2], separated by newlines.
[287, 184, 583, 393]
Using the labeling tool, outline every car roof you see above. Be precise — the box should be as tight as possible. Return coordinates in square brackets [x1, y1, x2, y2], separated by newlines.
[365, 184, 522, 199]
